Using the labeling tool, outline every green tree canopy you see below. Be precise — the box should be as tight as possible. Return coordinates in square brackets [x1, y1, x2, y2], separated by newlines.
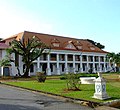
[107, 52, 120, 67]
[7, 36, 50, 77]
[87, 39, 105, 49]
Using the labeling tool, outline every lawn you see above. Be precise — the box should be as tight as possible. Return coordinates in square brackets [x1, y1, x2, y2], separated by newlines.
[4, 73, 120, 103]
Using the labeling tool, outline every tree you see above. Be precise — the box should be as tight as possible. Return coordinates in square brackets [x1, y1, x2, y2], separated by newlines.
[116, 53, 120, 67]
[107, 52, 120, 71]
[0, 55, 11, 66]
[87, 39, 105, 49]
[7, 36, 50, 78]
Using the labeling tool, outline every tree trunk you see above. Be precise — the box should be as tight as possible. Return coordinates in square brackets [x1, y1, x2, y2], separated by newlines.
[17, 67, 21, 76]
[22, 65, 30, 78]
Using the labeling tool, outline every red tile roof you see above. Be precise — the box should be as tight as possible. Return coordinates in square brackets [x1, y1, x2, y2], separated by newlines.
[4, 31, 108, 53]
[0, 43, 9, 49]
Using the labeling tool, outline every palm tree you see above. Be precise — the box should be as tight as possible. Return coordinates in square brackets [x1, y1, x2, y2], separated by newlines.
[7, 36, 50, 77]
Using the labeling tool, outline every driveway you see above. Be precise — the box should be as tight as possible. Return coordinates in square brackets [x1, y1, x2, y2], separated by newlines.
[0, 84, 94, 110]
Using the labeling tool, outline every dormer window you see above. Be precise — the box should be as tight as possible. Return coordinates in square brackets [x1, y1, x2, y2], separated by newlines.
[52, 43, 60, 47]
[77, 46, 82, 50]
[65, 40, 76, 49]
[74, 41, 82, 50]
[51, 38, 60, 47]
[90, 47, 95, 50]
[87, 43, 95, 50]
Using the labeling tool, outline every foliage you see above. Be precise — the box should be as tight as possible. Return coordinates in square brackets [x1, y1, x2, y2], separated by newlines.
[36, 72, 46, 82]
[87, 39, 105, 49]
[7, 36, 50, 77]
[0, 55, 11, 66]
[4, 73, 120, 102]
[65, 73, 80, 91]
[107, 52, 120, 68]
[60, 73, 98, 80]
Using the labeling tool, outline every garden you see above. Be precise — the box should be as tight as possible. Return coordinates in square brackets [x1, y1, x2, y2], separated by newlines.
[2, 73, 120, 104]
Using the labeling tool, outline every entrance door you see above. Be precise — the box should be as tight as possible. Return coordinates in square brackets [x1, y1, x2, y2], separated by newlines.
[3, 67, 10, 76]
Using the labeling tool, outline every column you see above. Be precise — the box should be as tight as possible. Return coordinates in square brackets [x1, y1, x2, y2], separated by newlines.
[37, 57, 41, 72]
[86, 55, 89, 72]
[80, 55, 83, 73]
[47, 54, 51, 75]
[98, 56, 101, 72]
[103, 56, 106, 72]
[65, 54, 68, 74]
[57, 54, 60, 75]
[73, 54, 76, 73]
[93, 56, 96, 73]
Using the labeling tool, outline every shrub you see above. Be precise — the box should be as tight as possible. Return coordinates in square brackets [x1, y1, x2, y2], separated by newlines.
[60, 73, 98, 80]
[36, 72, 46, 82]
[66, 73, 80, 91]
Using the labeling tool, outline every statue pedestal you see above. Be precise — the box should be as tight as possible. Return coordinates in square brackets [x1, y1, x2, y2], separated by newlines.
[93, 73, 110, 100]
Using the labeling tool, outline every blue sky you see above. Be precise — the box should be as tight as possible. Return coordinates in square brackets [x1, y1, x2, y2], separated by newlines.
[0, 0, 120, 53]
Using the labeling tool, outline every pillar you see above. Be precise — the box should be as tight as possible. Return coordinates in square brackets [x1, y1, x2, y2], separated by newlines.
[65, 54, 68, 74]
[47, 54, 51, 75]
[87, 55, 89, 72]
[103, 56, 106, 72]
[57, 54, 60, 75]
[73, 54, 76, 73]
[37, 57, 41, 72]
[93, 56, 96, 73]
[98, 56, 101, 72]
[80, 55, 83, 73]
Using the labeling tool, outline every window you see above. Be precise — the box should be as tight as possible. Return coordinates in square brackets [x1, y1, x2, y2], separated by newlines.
[82, 55, 87, 61]
[53, 43, 60, 47]
[51, 38, 60, 47]
[77, 46, 82, 50]
[50, 54, 56, 61]
[95, 56, 99, 62]
[90, 47, 95, 50]
[66, 43, 76, 49]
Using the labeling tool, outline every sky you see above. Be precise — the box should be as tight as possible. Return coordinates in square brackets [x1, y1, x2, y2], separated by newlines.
[0, 0, 120, 53]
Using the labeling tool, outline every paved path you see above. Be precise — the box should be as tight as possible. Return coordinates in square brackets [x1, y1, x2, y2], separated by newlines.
[0, 84, 94, 110]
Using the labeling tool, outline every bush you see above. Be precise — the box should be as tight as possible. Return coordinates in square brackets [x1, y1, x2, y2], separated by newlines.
[36, 72, 46, 82]
[60, 73, 98, 80]
[66, 73, 80, 91]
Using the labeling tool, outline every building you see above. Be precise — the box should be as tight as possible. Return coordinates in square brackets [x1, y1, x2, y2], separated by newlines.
[0, 42, 10, 76]
[3, 31, 110, 76]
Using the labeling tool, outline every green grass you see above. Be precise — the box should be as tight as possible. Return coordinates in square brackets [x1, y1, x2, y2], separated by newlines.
[4, 78, 120, 102]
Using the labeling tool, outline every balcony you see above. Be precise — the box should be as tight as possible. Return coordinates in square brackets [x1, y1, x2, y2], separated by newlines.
[40, 54, 47, 61]
[100, 56, 104, 62]
[75, 55, 80, 61]
[88, 56, 93, 62]
[59, 54, 65, 61]
[82, 55, 87, 61]
[68, 55, 73, 61]
[50, 54, 56, 61]
[95, 56, 99, 62]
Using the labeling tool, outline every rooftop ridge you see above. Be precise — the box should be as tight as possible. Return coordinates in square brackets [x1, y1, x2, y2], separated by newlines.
[24, 31, 86, 41]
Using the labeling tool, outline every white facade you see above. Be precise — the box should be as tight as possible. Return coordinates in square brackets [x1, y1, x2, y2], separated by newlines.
[16, 49, 110, 76]
[2, 31, 111, 76]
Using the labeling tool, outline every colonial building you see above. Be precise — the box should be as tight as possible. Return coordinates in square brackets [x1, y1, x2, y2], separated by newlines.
[3, 31, 110, 76]
[0, 42, 10, 76]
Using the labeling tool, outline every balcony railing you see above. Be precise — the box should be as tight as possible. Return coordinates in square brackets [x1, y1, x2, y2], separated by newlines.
[50, 57, 56, 61]
[68, 58, 73, 61]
